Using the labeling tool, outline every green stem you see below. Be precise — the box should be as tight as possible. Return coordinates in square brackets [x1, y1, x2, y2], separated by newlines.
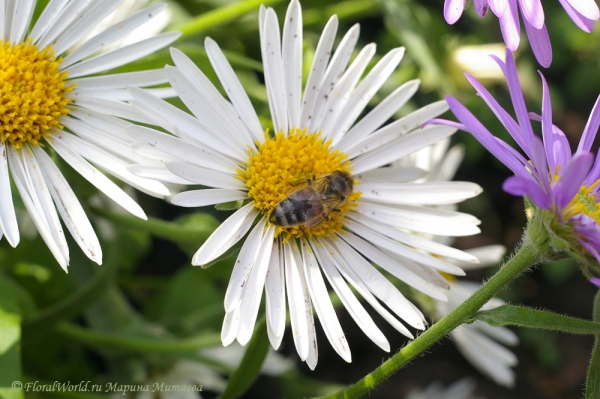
[316, 241, 540, 399]
[172, 0, 284, 39]
[55, 322, 222, 354]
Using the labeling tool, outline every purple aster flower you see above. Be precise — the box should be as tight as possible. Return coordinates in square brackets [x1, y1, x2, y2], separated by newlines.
[591, 277, 600, 288]
[443, 0, 600, 67]
[431, 48, 600, 271]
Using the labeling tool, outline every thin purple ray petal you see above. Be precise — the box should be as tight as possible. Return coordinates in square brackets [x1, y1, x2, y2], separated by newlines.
[577, 94, 600, 154]
[498, 0, 520, 51]
[590, 277, 600, 288]
[523, 17, 552, 68]
[503, 175, 550, 209]
[518, 0, 544, 29]
[559, 0, 596, 32]
[445, 0, 466, 24]
[538, 71, 556, 168]
[474, 0, 489, 17]
[529, 112, 572, 168]
[565, 0, 600, 20]
[446, 96, 530, 177]
[488, 0, 507, 16]
[553, 152, 594, 210]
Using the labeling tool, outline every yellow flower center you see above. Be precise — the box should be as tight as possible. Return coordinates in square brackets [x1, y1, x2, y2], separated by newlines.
[0, 40, 72, 149]
[563, 180, 600, 222]
[238, 128, 361, 240]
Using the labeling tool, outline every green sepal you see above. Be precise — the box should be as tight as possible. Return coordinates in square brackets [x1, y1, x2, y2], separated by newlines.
[218, 317, 269, 399]
[474, 304, 600, 335]
[586, 289, 600, 398]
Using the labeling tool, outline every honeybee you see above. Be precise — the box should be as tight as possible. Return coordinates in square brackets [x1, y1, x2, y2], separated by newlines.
[269, 170, 354, 228]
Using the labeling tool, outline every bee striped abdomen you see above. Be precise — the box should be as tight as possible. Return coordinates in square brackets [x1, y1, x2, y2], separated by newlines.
[270, 198, 307, 226]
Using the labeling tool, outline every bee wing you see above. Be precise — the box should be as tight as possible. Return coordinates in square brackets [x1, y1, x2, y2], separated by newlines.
[303, 196, 345, 228]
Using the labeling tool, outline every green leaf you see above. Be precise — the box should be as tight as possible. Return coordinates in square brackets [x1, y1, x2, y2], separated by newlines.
[586, 290, 600, 399]
[475, 304, 600, 335]
[0, 277, 35, 316]
[218, 317, 269, 399]
[0, 309, 23, 399]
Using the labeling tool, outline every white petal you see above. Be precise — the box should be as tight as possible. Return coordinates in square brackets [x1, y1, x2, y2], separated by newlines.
[47, 136, 146, 220]
[317, 43, 376, 139]
[336, 80, 420, 150]
[345, 101, 450, 159]
[322, 237, 415, 337]
[128, 126, 238, 174]
[74, 69, 167, 90]
[61, 3, 168, 68]
[192, 203, 258, 266]
[61, 116, 159, 166]
[299, 15, 338, 129]
[382, 250, 450, 290]
[8, 147, 68, 270]
[29, 0, 69, 43]
[224, 218, 268, 312]
[68, 108, 133, 144]
[308, 23, 360, 133]
[311, 241, 390, 351]
[51, 0, 122, 56]
[356, 181, 483, 205]
[171, 189, 247, 208]
[32, 146, 102, 264]
[461, 245, 506, 269]
[0, 0, 5, 43]
[204, 38, 264, 141]
[128, 86, 247, 161]
[72, 87, 175, 102]
[474, 320, 519, 346]
[53, 130, 170, 197]
[338, 226, 450, 300]
[428, 143, 465, 182]
[0, 141, 18, 246]
[281, 0, 302, 128]
[301, 239, 351, 362]
[329, 47, 405, 144]
[9, 0, 35, 44]
[345, 218, 466, 276]
[164, 65, 254, 153]
[355, 166, 427, 183]
[37, 0, 95, 51]
[66, 32, 181, 79]
[262, 8, 287, 134]
[70, 95, 153, 124]
[284, 241, 317, 365]
[265, 240, 286, 350]
[355, 201, 481, 236]
[221, 307, 241, 346]
[127, 164, 193, 185]
[237, 225, 276, 345]
[166, 162, 245, 190]
[351, 125, 457, 174]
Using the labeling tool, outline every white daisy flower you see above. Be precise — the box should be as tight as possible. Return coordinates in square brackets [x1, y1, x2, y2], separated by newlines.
[127, 0, 483, 368]
[0, 0, 180, 271]
[407, 139, 519, 388]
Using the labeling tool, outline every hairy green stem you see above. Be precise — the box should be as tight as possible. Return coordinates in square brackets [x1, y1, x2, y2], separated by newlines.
[316, 240, 540, 399]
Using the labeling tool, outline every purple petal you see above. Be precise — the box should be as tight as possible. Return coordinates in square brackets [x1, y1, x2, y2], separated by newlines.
[446, 96, 531, 177]
[503, 175, 551, 208]
[498, 0, 521, 51]
[518, 0, 544, 29]
[529, 112, 572, 167]
[423, 118, 466, 130]
[488, 0, 507, 16]
[577, 94, 600, 154]
[553, 152, 594, 210]
[474, 0, 489, 17]
[445, 0, 466, 24]
[523, 17, 552, 68]
[573, 216, 600, 248]
[565, 0, 600, 20]
[580, 238, 600, 263]
[590, 277, 600, 288]
[465, 72, 534, 160]
[559, 0, 596, 32]
[530, 135, 552, 194]
[586, 153, 600, 184]
[538, 71, 556, 168]
[491, 50, 538, 154]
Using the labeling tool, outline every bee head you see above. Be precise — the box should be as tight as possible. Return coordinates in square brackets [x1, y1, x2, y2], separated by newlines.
[330, 170, 354, 195]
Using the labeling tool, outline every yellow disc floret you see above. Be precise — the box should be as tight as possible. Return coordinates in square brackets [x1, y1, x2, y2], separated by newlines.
[563, 180, 600, 222]
[0, 40, 72, 149]
[239, 128, 361, 240]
